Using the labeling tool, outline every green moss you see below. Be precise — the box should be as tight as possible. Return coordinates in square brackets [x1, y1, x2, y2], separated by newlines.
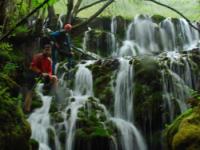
[172, 109, 200, 150]
[163, 108, 193, 150]
[29, 139, 39, 150]
[51, 112, 64, 123]
[59, 131, 66, 145]
[76, 126, 111, 139]
[49, 99, 58, 113]
[90, 127, 110, 137]
[151, 14, 166, 24]
[48, 128, 55, 149]
[31, 93, 43, 110]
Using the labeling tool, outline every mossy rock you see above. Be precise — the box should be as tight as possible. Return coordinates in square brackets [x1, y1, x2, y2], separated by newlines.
[29, 139, 39, 150]
[170, 107, 200, 150]
[31, 93, 43, 110]
[51, 111, 64, 123]
[134, 56, 161, 89]
[49, 98, 58, 113]
[163, 108, 194, 150]
[151, 14, 166, 24]
[84, 29, 115, 57]
[48, 128, 56, 149]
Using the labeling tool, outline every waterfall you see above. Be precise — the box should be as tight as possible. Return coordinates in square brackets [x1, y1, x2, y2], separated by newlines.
[114, 58, 134, 121]
[82, 29, 90, 51]
[160, 18, 176, 51]
[111, 16, 117, 34]
[111, 118, 147, 150]
[125, 16, 200, 54]
[113, 57, 147, 150]
[126, 15, 159, 53]
[160, 51, 191, 121]
[74, 61, 94, 96]
[27, 14, 200, 150]
[28, 84, 52, 150]
[111, 16, 118, 57]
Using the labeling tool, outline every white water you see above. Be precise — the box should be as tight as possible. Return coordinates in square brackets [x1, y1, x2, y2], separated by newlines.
[28, 15, 200, 150]
[28, 84, 52, 150]
[74, 61, 94, 96]
[160, 51, 191, 121]
[114, 58, 134, 121]
[111, 118, 147, 150]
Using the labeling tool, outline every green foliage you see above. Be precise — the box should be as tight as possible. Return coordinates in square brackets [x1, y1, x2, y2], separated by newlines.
[32, 0, 58, 8]
[2, 63, 18, 76]
[191, 90, 200, 101]
[14, 26, 30, 34]
[0, 42, 13, 52]
[0, 42, 15, 62]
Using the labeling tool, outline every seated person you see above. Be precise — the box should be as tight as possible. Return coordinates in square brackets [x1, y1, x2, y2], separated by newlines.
[24, 43, 58, 112]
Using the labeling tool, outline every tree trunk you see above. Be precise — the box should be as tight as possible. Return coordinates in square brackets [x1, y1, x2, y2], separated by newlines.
[0, 0, 7, 26]
[66, 0, 74, 24]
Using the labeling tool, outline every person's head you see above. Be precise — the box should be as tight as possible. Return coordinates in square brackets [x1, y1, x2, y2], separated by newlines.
[42, 44, 52, 57]
[64, 24, 72, 32]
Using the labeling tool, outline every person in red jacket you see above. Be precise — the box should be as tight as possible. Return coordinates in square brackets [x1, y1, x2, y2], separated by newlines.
[24, 43, 58, 112]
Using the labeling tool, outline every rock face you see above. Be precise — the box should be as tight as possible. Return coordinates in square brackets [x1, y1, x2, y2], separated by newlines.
[84, 30, 114, 57]
[81, 49, 200, 150]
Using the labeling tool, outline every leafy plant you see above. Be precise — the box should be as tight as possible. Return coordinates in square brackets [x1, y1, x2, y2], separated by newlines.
[2, 63, 18, 76]
[191, 90, 200, 101]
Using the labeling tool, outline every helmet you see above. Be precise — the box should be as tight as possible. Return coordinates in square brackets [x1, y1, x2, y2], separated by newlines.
[64, 24, 72, 31]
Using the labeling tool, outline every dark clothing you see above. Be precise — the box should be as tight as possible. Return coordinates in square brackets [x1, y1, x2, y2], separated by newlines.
[50, 31, 73, 73]
[25, 71, 40, 90]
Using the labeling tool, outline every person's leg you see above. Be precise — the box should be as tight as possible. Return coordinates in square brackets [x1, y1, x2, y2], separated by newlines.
[24, 71, 37, 112]
[24, 90, 32, 112]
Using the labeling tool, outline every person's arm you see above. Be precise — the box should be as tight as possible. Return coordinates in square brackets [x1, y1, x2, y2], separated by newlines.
[47, 57, 53, 78]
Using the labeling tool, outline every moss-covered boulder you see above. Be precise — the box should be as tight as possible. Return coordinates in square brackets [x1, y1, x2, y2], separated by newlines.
[74, 97, 115, 150]
[88, 59, 119, 110]
[84, 29, 116, 57]
[163, 91, 200, 150]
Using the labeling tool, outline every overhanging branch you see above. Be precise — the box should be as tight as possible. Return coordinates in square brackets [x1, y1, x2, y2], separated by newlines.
[145, 0, 200, 32]
[73, 0, 114, 30]
[77, 0, 107, 15]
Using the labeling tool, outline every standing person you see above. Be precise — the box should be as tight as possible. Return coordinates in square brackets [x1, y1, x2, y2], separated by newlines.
[49, 24, 74, 74]
[24, 43, 58, 112]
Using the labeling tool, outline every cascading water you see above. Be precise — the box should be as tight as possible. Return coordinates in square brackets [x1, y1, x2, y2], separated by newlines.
[28, 84, 52, 150]
[28, 14, 200, 150]
[127, 15, 159, 53]
[111, 57, 147, 150]
[74, 61, 94, 96]
[114, 58, 133, 121]
[111, 16, 118, 56]
[160, 18, 176, 51]
[64, 60, 95, 150]
[160, 51, 193, 121]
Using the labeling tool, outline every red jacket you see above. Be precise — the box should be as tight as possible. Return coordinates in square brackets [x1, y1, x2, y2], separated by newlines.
[31, 53, 52, 77]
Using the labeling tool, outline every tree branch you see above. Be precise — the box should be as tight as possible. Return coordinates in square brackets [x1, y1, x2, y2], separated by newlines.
[0, 0, 50, 41]
[77, 0, 107, 15]
[145, 0, 200, 32]
[71, 0, 83, 18]
[66, 0, 74, 24]
[73, 0, 114, 30]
